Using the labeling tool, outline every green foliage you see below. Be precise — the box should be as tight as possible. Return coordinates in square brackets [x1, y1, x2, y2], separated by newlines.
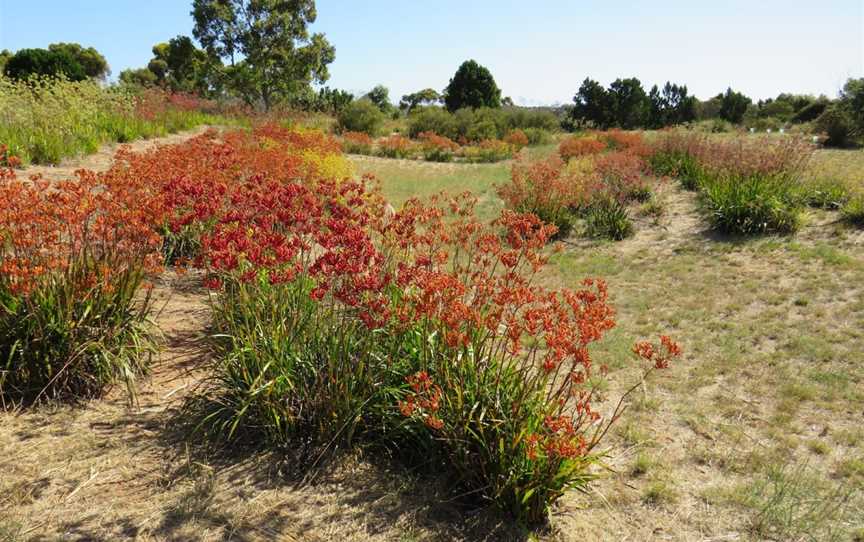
[584, 197, 634, 240]
[699, 173, 804, 235]
[364, 84, 393, 113]
[842, 194, 864, 227]
[337, 99, 386, 136]
[803, 178, 849, 209]
[399, 88, 441, 112]
[0, 77, 232, 165]
[192, 0, 335, 109]
[142, 35, 223, 96]
[648, 82, 697, 128]
[187, 278, 391, 447]
[523, 127, 553, 145]
[3, 48, 87, 81]
[408, 106, 557, 142]
[48, 43, 110, 79]
[0, 262, 154, 406]
[648, 150, 706, 190]
[443, 59, 502, 112]
[718, 87, 752, 124]
[817, 106, 858, 148]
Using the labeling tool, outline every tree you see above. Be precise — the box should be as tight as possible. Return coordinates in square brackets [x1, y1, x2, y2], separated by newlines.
[364, 84, 392, 113]
[399, 88, 441, 112]
[119, 67, 159, 87]
[718, 87, 752, 124]
[149, 35, 222, 95]
[3, 48, 87, 81]
[48, 43, 110, 79]
[649, 82, 696, 128]
[0, 50, 11, 74]
[608, 77, 649, 129]
[443, 60, 501, 112]
[192, 0, 335, 110]
[839, 78, 864, 128]
[569, 78, 614, 129]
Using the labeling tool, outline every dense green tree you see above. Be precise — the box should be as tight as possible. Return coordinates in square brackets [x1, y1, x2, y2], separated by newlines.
[569, 78, 614, 128]
[149, 35, 222, 95]
[443, 60, 501, 112]
[3, 48, 87, 81]
[400, 88, 441, 112]
[47, 43, 110, 79]
[718, 87, 752, 123]
[192, 0, 335, 110]
[608, 77, 650, 129]
[364, 84, 393, 113]
[649, 82, 697, 127]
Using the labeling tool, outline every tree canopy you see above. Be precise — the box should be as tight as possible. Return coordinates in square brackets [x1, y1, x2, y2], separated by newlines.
[400, 88, 441, 112]
[3, 48, 88, 81]
[48, 43, 110, 79]
[191, 0, 335, 110]
[444, 60, 501, 112]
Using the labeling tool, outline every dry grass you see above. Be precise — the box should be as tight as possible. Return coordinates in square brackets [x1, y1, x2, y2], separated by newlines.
[1, 137, 863, 541]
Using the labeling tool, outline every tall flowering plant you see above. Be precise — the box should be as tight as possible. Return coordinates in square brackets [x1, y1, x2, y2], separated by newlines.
[381, 195, 680, 522]
[0, 165, 162, 405]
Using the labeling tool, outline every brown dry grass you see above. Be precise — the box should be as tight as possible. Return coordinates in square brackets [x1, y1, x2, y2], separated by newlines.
[2, 140, 863, 541]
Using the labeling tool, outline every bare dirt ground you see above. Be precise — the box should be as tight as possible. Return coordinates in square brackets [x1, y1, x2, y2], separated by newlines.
[2, 142, 863, 541]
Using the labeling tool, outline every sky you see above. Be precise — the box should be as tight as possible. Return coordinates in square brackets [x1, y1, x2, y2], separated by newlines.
[0, 0, 861, 106]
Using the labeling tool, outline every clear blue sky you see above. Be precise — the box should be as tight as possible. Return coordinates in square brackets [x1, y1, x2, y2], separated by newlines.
[1, 0, 861, 105]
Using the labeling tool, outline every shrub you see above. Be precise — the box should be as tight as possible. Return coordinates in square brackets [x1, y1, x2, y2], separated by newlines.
[407, 107, 458, 139]
[340, 131, 373, 155]
[418, 131, 458, 162]
[498, 155, 594, 237]
[594, 150, 650, 202]
[697, 138, 813, 234]
[384, 199, 680, 522]
[559, 135, 606, 161]
[0, 169, 160, 405]
[842, 194, 864, 227]
[816, 106, 858, 148]
[504, 129, 529, 150]
[377, 134, 416, 159]
[585, 197, 635, 240]
[602, 129, 644, 152]
[647, 131, 709, 190]
[803, 178, 849, 209]
[464, 139, 513, 163]
[524, 127, 553, 146]
[337, 99, 385, 136]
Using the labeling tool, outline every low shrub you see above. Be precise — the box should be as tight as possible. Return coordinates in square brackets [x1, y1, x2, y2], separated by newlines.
[384, 199, 680, 522]
[377, 134, 416, 159]
[585, 196, 635, 240]
[464, 139, 513, 163]
[559, 135, 606, 161]
[647, 131, 709, 190]
[337, 99, 385, 136]
[602, 129, 644, 152]
[842, 194, 864, 227]
[498, 154, 594, 237]
[594, 151, 650, 202]
[524, 127, 553, 146]
[0, 168, 160, 406]
[418, 131, 459, 162]
[339, 131, 374, 155]
[407, 106, 458, 139]
[504, 129, 529, 150]
[697, 137, 813, 235]
[803, 178, 849, 209]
